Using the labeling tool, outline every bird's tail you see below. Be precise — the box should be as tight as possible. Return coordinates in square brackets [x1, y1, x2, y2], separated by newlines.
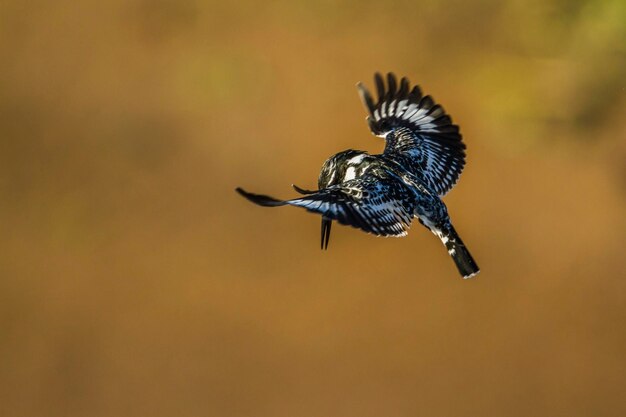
[435, 225, 479, 279]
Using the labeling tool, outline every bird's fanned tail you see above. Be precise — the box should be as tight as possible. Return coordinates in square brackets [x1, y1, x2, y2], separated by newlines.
[434, 225, 479, 279]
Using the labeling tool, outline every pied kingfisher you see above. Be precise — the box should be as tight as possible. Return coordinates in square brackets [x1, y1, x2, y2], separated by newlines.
[237, 73, 479, 279]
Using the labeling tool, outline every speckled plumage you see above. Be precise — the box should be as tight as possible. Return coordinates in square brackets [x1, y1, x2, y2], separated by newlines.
[237, 73, 479, 279]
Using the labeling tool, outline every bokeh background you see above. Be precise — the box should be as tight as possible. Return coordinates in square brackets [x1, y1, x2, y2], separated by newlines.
[1, 1, 625, 416]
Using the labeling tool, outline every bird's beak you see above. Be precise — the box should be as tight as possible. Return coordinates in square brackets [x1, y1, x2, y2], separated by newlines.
[321, 218, 332, 250]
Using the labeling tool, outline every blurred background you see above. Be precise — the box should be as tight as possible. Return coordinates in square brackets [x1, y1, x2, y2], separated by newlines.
[1, 0, 625, 416]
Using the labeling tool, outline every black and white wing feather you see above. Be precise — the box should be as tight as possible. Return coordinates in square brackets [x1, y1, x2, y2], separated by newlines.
[357, 72, 466, 196]
[236, 175, 415, 237]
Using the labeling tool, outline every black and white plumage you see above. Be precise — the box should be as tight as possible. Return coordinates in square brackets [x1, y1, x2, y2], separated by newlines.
[236, 73, 479, 279]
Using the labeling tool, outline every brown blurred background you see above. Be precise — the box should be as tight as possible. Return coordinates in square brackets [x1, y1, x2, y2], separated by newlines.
[1, 1, 625, 416]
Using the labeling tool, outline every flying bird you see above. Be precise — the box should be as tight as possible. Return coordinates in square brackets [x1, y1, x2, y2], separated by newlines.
[236, 73, 479, 279]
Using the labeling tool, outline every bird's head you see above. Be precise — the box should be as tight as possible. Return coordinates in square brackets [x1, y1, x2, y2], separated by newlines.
[318, 149, 369, 189]
[294, 149, 367, 251]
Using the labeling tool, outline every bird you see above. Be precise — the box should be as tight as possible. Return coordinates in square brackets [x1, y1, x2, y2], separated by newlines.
[236, 73, 479, 279]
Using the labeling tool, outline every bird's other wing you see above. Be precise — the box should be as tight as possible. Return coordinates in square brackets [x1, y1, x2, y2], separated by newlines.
[236, 174, 416, 237]
[357, 72, 466, 196]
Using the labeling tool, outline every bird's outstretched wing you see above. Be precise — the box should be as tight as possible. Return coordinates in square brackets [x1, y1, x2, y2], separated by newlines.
[357, 73, 466, 196]
[236, 174, 416, 244]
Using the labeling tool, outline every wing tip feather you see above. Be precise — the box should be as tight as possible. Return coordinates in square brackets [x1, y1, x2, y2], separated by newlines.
[235, 187, 286, 207]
